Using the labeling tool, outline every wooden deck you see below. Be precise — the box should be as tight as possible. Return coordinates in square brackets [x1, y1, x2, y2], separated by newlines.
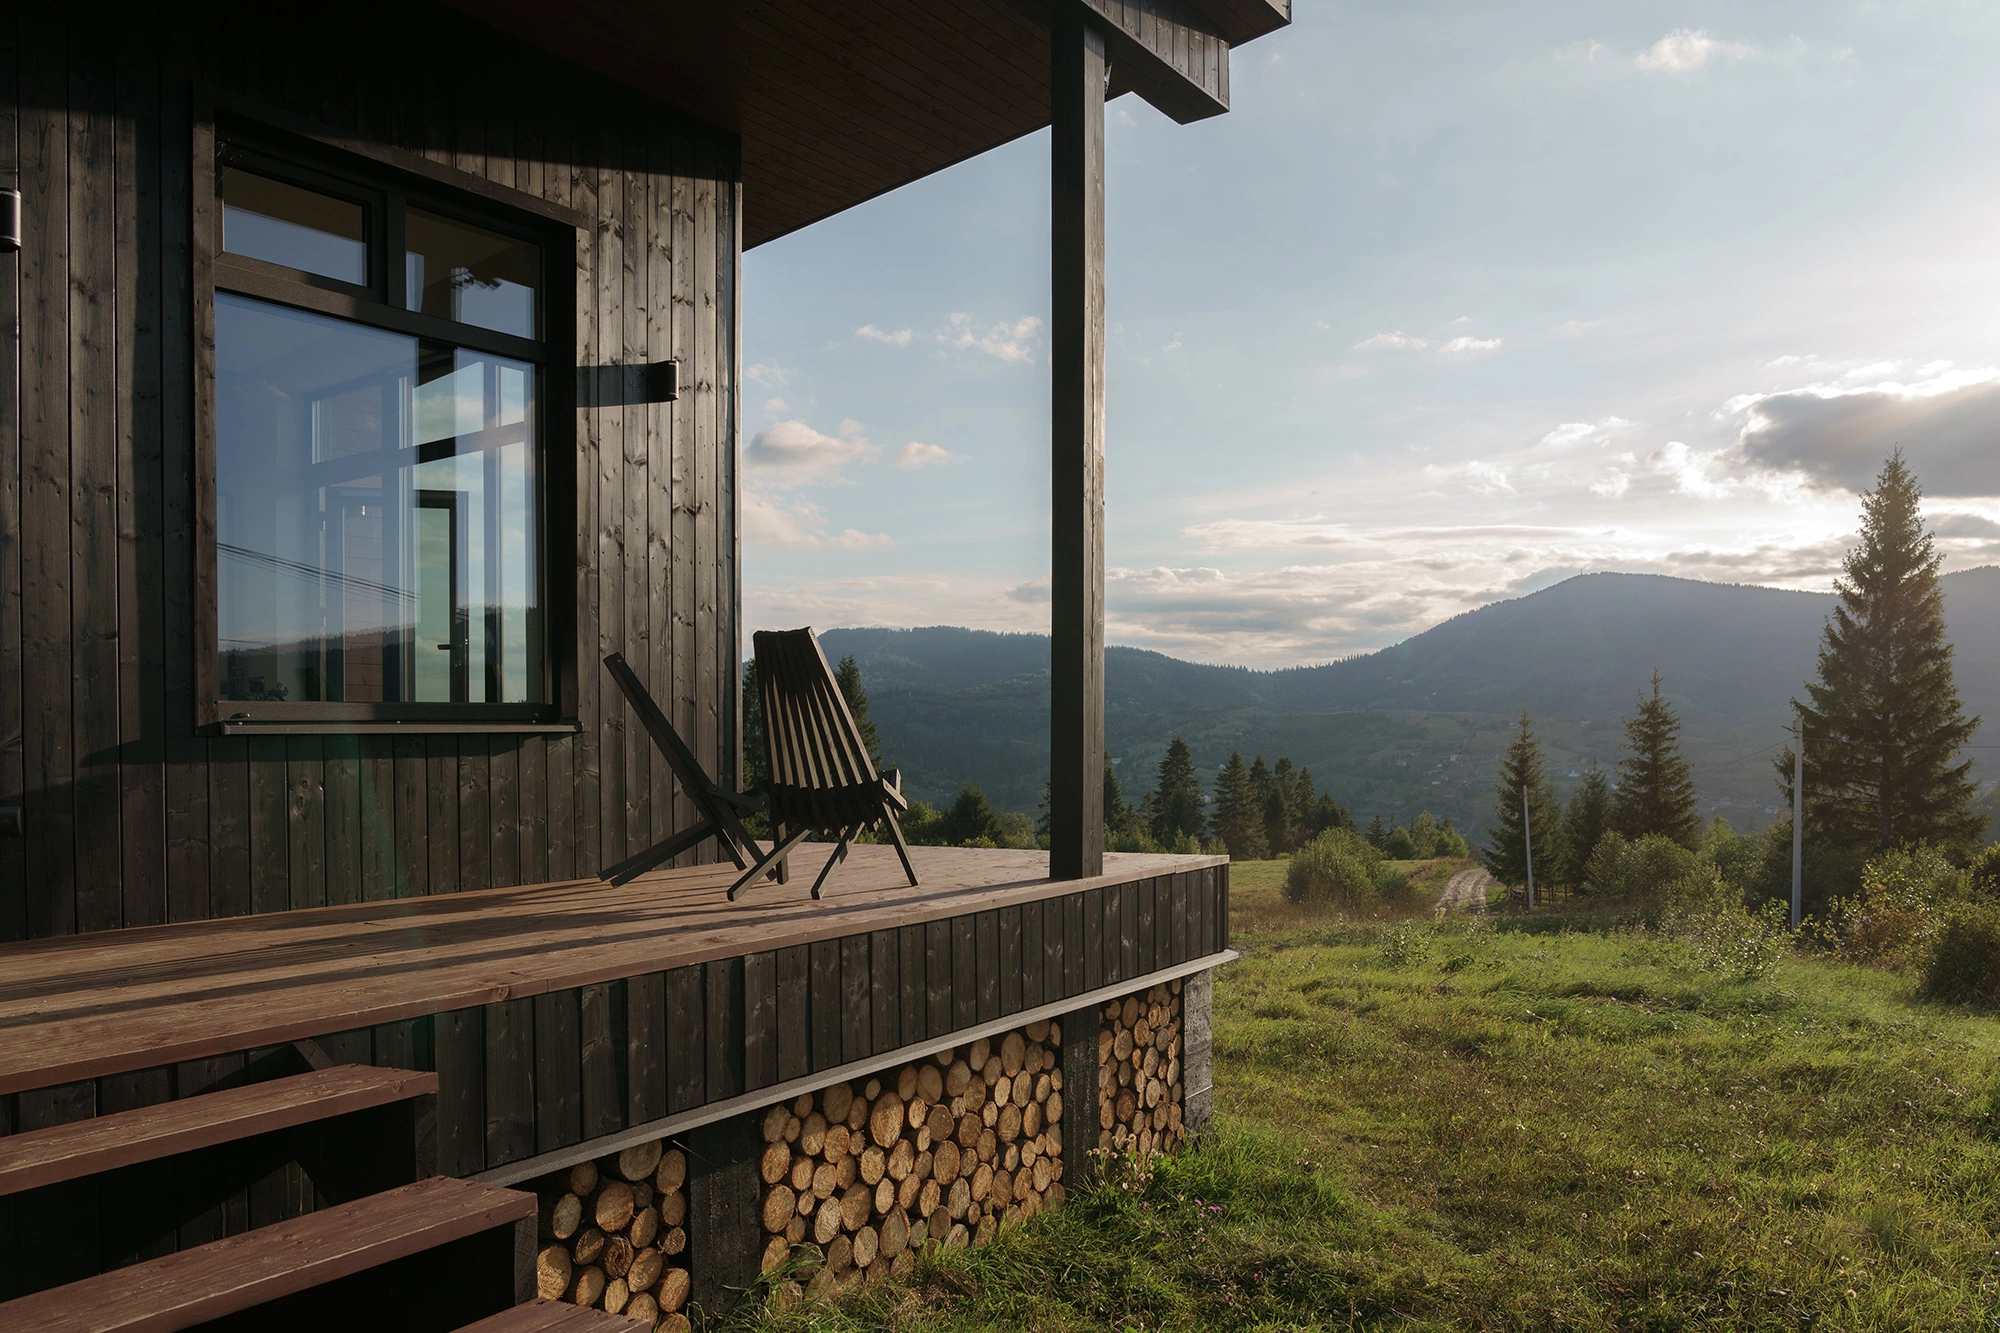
[0, 846, 1221, 1099]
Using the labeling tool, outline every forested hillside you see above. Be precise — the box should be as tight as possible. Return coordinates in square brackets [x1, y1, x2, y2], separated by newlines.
[815, 568, 2000, 834]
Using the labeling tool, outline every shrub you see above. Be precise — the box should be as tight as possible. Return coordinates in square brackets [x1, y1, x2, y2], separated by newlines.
[1918, 904, 2000, 1008]
[1377, 923, 1435, 969]
[1583, 831, 1630, 894]
[1666, 899, 1791, 981]
[1375, 866, 1417, 901]
[1383, 828, 1418, 860]
[1432, 823, 1471, 859]
[1826, 843, 1967, 967]
[1968, 843, 2000, 901]
[1284, 828, 1384, 907]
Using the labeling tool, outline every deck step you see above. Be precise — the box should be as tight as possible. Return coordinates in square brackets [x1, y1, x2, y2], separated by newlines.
[0, 1175, 534, 1332]
[453, 1299, 647, 1330]
[0, 1064, 437, 1196]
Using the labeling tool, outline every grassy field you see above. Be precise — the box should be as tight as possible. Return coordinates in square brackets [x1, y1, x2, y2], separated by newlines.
[735, 860, 2000, 1331]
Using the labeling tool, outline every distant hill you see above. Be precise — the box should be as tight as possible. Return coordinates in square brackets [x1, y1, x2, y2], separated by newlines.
[819, 568, 2000, 838]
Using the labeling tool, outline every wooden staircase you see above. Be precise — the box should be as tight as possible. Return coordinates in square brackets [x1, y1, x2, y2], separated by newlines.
[0, 1064, 599, 1331]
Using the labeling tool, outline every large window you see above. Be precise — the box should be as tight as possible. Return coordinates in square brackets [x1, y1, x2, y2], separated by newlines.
[210, 140, 554, 723]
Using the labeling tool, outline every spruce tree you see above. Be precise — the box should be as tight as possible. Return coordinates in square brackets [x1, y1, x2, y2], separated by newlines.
[1484, 712, 1564, 886]
[941, 783, 1001, 846]
[1562, 761, 1613, 884]
[1778, 452, 1984, 854]
[1364, 814, 1388, 849]
[1209, 751, 1268, 858]
[1150, 736, 1206, 844]
[1102, 751, 1130, 839]
[834, 655, 883, 766]
[1265, 757, 1298, 853]
[1611, 670, 1700, 847]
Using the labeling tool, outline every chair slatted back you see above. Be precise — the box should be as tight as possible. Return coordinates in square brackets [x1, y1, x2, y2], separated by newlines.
[754, 628, 882, 831]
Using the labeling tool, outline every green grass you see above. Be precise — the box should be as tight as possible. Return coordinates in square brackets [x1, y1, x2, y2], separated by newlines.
[732, 864, 2000, 1331]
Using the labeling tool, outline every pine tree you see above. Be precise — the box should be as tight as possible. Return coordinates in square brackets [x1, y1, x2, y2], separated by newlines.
[1777, 452, 1984, 854]
[1561, 761, 1613, 884]
[1611, 670, 1700, 847]
[1209, 751, 1268, 858]
[1363, 814, 1388, 849]
[741, 660, 768, 793]
[1484, 712, 1564, 887]
[833, 655, 882, 766]
[1150, 737, 1205, 844]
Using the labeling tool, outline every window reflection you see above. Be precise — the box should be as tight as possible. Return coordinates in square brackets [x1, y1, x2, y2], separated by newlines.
[405, 208, 539, 338]
[220, 170, 367, 285]
[215, 293, 538, 706]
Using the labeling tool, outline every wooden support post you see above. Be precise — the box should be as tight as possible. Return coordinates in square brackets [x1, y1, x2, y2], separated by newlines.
[685, 1111, 761, 1317]
[1180, 969, 1215, 1139]
[1060, 1004, 1101, 1188]
[1050, 5, 1108, 881]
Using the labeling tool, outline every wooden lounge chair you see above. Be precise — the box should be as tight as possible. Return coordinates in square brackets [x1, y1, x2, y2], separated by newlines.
[601, 652, 782, 887]
[729, 628, 919, 900]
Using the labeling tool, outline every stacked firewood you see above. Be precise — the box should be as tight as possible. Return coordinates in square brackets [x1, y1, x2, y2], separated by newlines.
[757, 1019, 1068, 1301]
[534, 1140, 692, 1331]
[1096, 980, 1185, 1161]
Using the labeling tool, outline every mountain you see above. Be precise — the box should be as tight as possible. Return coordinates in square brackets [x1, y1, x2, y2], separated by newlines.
[818, 568, 2000, 838]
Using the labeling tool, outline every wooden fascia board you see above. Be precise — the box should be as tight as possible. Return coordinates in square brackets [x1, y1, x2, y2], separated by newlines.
[1036, 0, 1232, 125]
[1183, 0, 1291, 47]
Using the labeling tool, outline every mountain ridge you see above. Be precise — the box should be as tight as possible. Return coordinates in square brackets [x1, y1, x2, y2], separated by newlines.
[815, 568, 2000, 834]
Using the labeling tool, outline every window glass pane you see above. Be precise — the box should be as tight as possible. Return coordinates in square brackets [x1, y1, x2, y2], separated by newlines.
[405, 208, 539, 338]
[220, 169, 367, 285]
[215, 293, 540, 707]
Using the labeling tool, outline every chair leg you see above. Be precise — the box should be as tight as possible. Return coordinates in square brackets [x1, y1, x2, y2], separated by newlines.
[810, 826, 859, 900]
[881, 807, 920, 888]
[602, 822, 715, 886]
[728, 826, 813, 901]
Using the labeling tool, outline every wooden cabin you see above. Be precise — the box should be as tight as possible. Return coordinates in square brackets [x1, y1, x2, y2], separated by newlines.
[0, 0, 1288, 1326]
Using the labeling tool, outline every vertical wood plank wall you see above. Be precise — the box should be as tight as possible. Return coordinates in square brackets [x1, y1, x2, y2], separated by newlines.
[0, 2, 743, 941]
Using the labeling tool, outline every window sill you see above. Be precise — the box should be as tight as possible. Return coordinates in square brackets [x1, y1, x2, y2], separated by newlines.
[213, 720, 582, 736]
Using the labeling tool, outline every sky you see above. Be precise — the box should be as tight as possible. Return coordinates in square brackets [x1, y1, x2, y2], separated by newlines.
[740, 1, 2000, 669]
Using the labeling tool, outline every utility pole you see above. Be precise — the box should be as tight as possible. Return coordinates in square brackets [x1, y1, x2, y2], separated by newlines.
[1522, 786, 1535, 911]
[1791, 715, 1804, 930]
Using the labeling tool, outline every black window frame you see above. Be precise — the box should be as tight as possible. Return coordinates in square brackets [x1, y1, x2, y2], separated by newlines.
[194, 115, 578, 734]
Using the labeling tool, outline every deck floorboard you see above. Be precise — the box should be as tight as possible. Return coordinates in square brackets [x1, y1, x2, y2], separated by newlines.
[0, 847, 1219, 1096]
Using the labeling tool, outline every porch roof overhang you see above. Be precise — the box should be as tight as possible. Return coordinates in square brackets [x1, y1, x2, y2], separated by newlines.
[443, 0, 1291, 247]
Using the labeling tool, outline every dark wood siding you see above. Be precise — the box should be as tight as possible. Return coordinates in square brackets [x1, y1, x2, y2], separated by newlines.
[0, 1, 742, 942]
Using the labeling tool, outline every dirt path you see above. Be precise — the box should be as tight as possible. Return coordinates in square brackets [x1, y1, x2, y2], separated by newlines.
[1434, 867, 1495, 914]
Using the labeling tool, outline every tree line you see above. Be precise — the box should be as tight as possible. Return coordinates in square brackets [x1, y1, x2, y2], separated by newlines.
[1487, 452, 1988, 904]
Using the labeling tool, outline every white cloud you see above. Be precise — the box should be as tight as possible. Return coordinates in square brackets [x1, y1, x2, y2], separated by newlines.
[839, 419, 865, 438]
[1590, 470, 1631, 498]
[742, 492, 893, 551]
[1163, 332, 1184, 353]
[1463, 460, 1514, 493]
[1651, 442, 1737, 499]
[745, 363, 791, 388]
[1438, 335, 1503, 357]
[895, 441, 955, 469]
[856, 324, 914, 346]
[745, 419, 879, 486]
[1540, 416, 1630, 448]
[1555, 39, 1606, 64]
[940, 313, 1043, 363]
[1635, 29, 1755, 73]
[763, 397, 788, 414]
[1354, 331, 1430, 352]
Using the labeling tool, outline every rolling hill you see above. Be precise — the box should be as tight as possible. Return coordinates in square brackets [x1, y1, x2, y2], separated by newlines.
[815, 568, 2000, 838]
